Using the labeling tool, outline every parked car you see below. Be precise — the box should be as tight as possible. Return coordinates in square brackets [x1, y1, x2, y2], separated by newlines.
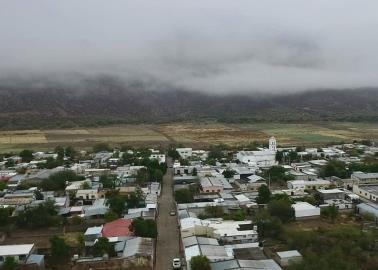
[170, 210, 176, 216]
[172, 258, 181, 269]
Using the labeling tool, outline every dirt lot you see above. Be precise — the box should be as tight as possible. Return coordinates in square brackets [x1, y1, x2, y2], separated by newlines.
[1, 122, 378, 153]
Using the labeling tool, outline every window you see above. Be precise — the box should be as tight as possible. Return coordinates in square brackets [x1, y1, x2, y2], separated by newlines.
[0, 256, 3, 262]
[19, 255, 26, 261]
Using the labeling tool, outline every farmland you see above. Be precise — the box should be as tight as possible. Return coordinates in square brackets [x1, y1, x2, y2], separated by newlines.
[0, 122, 378, 153]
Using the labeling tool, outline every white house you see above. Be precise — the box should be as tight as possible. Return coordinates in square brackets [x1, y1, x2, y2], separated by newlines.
[292, 202, 320, 219]
[176, 148, 193, 159]
[236, 137, 277, 167]
[0, 244, 44, 269]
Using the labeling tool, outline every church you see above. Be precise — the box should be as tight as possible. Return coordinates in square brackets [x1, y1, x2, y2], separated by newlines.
[236, 137, 277, 167]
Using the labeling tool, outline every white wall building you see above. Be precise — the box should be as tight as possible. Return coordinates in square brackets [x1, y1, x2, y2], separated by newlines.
[292, 202, 320, 219]
[176, 148, 193, 159]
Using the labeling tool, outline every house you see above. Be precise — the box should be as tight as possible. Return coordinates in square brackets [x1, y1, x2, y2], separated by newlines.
[149, 154, 166, 164]
[276, 250, 302, 267]
[351, 172, 378, 184]
[102, 219, 133, 238]
[176, 148, 193, 159]
[200, 177, 233, 193]
[119, 237, 154, 262]
[84, 226, 103, 246]
[180, 218, 258, 244]
[235, 175, 266, 191]
[353, 185, 378, 202]
[317, 188, 345, 202]
[210, 259, 282, 270]
[356, 203, 378, 221]
[0, 244, 44, 269]
[236, 137, 277, 167]
[292, 202, 320, 219]
[287, 179, 331, 190]
[76, 189, 99, 202]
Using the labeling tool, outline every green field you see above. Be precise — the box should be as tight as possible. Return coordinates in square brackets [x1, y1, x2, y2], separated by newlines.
[0, 122, 377, 153]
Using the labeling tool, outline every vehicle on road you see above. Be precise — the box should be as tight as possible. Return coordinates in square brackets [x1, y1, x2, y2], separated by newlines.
[170, 210, 176, 216]
[172, 258, 181, 269]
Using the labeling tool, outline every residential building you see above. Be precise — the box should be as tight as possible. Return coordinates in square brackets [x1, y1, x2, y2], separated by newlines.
[276, 250, 302, 267]
[292, 202, 320, 219]
[353, 185, 378, 202]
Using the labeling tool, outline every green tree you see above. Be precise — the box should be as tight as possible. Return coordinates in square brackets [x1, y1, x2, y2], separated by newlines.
[34, 190, 44, 200]
[100, 174, 117, 189]
[3, 256, 18, 270]
[106, 193, 127, 217]
[168, 148, 180, 160]
[136, 168, 149, 185]
[174, 188, 194, 203]
[130, 217, 157, 238]
[81, 181, 91, 189]
[321, 205, 339, 223]
[104, 210, 118, 222]
[16, 201, 61, 228]
[152, 169, 164, 182]
[50, 236, 70, 258]
[5, 159, 15, 168]
[255, 210, 283, 238]
[275, 151, 284, 163]
[321, 160, 349, 179]
[40, 170, 82, 191]
[190, 255, 211, 270]
[125, 189, 145, 208]
[256, 185, 271, 204]
[268, 197, 294, 223]
[19, 149, 34, 163]
[0, 181, 7, 191]
[93, 237, 114, 256]
[222, 169, 236, 179]
[0, 207, 13, 226]
[204, 206, 224, 218]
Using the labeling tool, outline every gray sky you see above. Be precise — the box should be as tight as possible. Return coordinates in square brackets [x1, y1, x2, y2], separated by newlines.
[1, 0, 378, 93]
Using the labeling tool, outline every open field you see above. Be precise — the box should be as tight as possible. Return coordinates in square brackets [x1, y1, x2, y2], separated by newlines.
[1, 122, 378, 153]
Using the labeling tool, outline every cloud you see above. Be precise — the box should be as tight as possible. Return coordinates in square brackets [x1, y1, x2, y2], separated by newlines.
[0, 0, 378, 94]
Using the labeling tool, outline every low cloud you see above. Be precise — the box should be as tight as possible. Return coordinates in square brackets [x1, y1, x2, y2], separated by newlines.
[1, 0, 378, 94]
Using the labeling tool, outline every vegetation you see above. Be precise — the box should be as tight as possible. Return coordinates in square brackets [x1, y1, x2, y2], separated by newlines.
[50, 236, 70, 258]
[174, 188, 194, 204]
[19, 149, 33, 163]
[16, 201, 61, 228]
[99, 174, 118, 189]
[256, 185, 271, 204]
[222, 169, 236, 179]
[286, 225, 378, 270]
[93, 143, 112, 153]
[3, 256, 18, 270]
[261, 166, 294, 185]
[93, 237, 114, 257]
[40, 170, 83, 191]
[320, 160, 349, 179]
[190, 255, 211, 270]
[321, 205, 339, 223]
[104, 210, 118, 222]
[130, 217, 157, 238]
[267, 196, 295, 223]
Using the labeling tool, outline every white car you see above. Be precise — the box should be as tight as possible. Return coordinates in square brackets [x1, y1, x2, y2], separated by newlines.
[172, 258, 181, 269]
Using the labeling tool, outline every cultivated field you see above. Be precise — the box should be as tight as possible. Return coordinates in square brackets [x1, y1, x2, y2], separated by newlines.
[0, 122, 377, 153]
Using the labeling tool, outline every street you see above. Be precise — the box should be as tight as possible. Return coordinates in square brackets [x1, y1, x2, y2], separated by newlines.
[156, 159, 180, 270]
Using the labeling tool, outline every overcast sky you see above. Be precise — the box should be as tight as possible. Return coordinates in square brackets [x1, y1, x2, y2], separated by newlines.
[1, 0, 378, 93]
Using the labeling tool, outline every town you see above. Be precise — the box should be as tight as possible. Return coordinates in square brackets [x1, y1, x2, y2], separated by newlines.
[0, 137, 377, 270]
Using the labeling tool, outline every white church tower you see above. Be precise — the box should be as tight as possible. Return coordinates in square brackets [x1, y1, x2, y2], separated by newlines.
[269, 136, 277, 152]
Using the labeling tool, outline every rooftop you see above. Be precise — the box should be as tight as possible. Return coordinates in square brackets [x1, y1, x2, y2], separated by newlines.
[0, 244, 34, 257]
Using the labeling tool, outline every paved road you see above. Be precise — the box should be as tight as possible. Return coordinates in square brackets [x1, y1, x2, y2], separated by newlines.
[156, 158, 180, 270]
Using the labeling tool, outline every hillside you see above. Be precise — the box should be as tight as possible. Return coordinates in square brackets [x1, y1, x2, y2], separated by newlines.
[0, 77, 377, 129]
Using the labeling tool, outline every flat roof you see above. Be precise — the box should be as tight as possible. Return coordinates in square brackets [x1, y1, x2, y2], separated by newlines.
[0, 244, 34, 256]
[277, 250, 302, 258]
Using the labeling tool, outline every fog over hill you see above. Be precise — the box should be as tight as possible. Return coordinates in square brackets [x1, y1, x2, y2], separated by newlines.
[0, 76, 377, 129]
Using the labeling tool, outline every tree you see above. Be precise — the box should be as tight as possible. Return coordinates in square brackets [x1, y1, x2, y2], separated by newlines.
[321, 205, 339, 223]
[152, 169, 164, 182]
[190, 255, 211, 270]
[19, 149, 34, 163]
[0, 181, 7, 191]
[130, 217, 157, 238]
[256, 185, 271, 204]
[93, 143, 111, 153]
[125, 189, 145, 208]
[168, 148, 180, 160]
[81, 181, 91, 189]
[174, 188, 194, 203]
[255, 210, 283, 238]
[222, 169, 236, 179]
[275, 151, 284, 163]
[16, 201, 61, 228]
[136, 168, 149, 185]
[100, 174, 117, 189]
[204, 206, 224, 218]
[3, 256, 18, 270]
[106, 193, 127, 217]
[104, 211, 118, 222]
[0, 207, 13, 226]
[41, 170, 82, 191]
[50, 236, 70, 258]
[93, 237, 114, 256]
[268, 197, 294, 223]
[321, 160, 348, 179]
[5, 159, 15, 168]
[34, 190, 44, 200]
